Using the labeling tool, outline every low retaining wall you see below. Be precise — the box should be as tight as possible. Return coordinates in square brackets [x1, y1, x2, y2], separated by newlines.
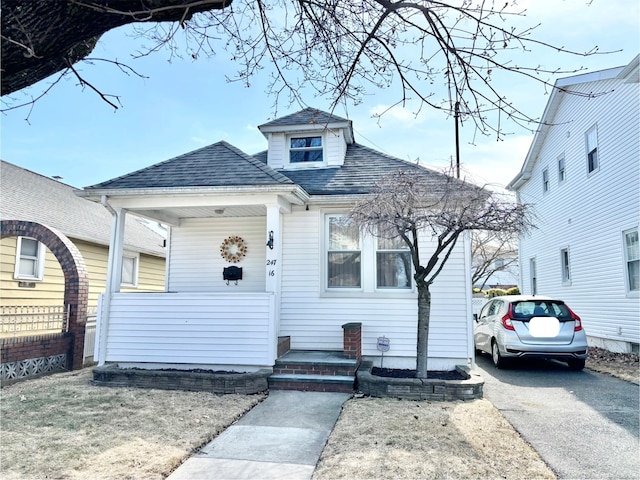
[1, 333, 72, 383]
[92, 365, 270, 394]
[356, 361, 484, 400]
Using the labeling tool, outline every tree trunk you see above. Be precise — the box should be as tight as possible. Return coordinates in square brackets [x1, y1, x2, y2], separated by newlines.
[415, 282, 431, 378]
[1, 0, 231, 95]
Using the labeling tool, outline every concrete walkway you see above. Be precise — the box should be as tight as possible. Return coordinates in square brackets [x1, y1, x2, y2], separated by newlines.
[167, 391, 351, 480]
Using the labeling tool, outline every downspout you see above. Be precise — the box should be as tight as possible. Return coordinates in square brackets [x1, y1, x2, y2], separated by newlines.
[463, 230, 475, 369]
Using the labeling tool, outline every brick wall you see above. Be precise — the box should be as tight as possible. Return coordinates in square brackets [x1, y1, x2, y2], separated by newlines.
[342, 322, 362, 361]
[1, 333, 72, 364]
[1, 220, 89, 370]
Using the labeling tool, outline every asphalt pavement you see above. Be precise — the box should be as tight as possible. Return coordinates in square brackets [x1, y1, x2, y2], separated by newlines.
[476, 354, 640, 480]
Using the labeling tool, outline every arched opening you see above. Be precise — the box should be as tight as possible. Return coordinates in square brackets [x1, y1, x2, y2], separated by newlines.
[1, 220, 89, 370]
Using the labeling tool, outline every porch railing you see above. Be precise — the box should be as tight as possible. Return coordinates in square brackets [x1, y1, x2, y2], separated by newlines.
[98, 292, 277, 368]
[0, 305, 69, 337]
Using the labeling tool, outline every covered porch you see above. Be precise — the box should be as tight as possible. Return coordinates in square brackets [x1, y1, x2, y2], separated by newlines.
[90, 186, 308, 369]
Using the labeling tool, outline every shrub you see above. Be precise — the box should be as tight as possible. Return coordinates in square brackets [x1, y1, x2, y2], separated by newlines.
[506, 286, 520, 295]
[485, 288, 508, 298]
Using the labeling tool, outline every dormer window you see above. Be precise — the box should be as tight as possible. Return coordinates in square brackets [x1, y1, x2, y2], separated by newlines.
[290, 136, 323, 163]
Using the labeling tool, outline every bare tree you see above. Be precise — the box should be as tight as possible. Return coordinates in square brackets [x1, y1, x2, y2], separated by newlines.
[2, 1, 609, 134]
[471, 230, 519, 290]
[349, 169, 532, 378]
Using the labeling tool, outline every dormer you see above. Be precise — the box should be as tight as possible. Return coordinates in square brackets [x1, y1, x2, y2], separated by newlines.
[258, 108, 354, 170]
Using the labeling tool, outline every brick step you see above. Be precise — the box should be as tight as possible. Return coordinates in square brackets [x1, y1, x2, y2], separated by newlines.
[273, 363, 357, 376]
[268, 373, 355, 393]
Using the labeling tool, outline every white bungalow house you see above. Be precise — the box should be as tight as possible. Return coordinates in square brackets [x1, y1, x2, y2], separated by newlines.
[508, 55, 640, 354]
[78, 108, 475, 386]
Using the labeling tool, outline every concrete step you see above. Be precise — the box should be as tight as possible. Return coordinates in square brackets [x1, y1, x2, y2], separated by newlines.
[273, 350, 358, 376]
[268, 373, 355, 393]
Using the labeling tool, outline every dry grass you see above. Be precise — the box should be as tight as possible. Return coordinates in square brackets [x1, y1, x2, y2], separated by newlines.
[312, 397, 555, 480]
[0, 369, 264, 480]
[1, 350, 636, 479]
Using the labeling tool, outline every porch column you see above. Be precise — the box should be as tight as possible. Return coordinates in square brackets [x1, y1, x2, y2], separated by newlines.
[97, 205, 127, 365]
[265, 203, 284, 362]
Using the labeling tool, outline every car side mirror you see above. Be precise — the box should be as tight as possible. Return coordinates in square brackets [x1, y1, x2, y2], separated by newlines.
[473, 313, 479, 322]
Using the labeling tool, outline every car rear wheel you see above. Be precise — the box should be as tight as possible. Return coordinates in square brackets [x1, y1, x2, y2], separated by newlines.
[491, 341, 507, 369]
[567, 359, 586, 371]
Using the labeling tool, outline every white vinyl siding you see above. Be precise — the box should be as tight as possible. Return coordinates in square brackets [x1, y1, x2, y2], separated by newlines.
[167, 217, 266, 293]
[101, 292, 276, 366]
[266, 128, 348, 169]
[516, 73, 639, 347]
[279, 206, 471, 366]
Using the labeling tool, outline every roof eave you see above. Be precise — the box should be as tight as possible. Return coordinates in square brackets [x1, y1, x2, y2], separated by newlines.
[77, 184, 310, 205]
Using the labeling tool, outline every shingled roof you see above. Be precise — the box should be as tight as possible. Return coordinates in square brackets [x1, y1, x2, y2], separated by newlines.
[1, 160, 165, 256]
[252, 143, 451, 195]
[87, 141, 293, 190]
[258, 107, 350, 129]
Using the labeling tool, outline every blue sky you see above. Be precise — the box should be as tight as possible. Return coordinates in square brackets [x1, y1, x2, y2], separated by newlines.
[1, 0, 638, 191]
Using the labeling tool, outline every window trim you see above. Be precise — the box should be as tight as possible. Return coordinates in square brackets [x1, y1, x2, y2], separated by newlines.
[557, 154, 566, 184]
[560, 247, 571, 285]
[375, 236, 412, 290]
[322, 213, 415, 296]
[14, 236, 45, 281]
[585, 125, 599, 174]
[121, 251, 140, 288]
[288, 135, 324, 166]
[326, 214, 362, 290]
[542, 167, 550, 193]
[623, 228, 639, 295]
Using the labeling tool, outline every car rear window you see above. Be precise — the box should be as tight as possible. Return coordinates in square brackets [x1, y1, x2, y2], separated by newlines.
[511, 301, 572, 320]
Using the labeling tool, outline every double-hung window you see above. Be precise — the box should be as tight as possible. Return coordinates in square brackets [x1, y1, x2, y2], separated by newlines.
[290, 136, 323, 163]
[327, 216, 361, 288]
[14, 237, 45, 280]
[376, 236, 411, 289]
[558, 155, 566, 184]
[586, 126, 599, 173]
[624, 229, 639, 293]
[542, 168, 550, 193]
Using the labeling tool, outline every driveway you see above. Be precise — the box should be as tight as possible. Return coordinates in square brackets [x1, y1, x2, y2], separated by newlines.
[476, 354, 640, 480]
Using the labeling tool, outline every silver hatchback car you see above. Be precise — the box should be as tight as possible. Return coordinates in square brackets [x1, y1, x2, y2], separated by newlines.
[474, 295, 588, 370]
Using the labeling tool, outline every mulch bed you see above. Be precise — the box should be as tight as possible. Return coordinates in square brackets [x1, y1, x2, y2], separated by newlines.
[371, 367, 466, 380]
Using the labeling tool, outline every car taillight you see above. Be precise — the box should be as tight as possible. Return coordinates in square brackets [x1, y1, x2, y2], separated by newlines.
[501, 313, 515, 331]
[569, 308, 583, 331]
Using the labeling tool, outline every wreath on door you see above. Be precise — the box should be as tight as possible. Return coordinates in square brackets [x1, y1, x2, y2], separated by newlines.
[220, 236, 247, 263]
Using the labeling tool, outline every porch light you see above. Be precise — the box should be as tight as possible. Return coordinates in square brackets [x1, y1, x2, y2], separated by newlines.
[266, 230, 274, 250]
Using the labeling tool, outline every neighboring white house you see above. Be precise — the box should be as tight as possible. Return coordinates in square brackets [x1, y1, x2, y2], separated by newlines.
[78, 108, 476, 372]
[508, 55, 640, 354]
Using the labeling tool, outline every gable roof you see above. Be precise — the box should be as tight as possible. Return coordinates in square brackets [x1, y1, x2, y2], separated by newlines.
[0, 160, 165, 256]
[86, 141, 294, 190]
[508, 54, 639, 191]
[253, 143, 454, 195]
